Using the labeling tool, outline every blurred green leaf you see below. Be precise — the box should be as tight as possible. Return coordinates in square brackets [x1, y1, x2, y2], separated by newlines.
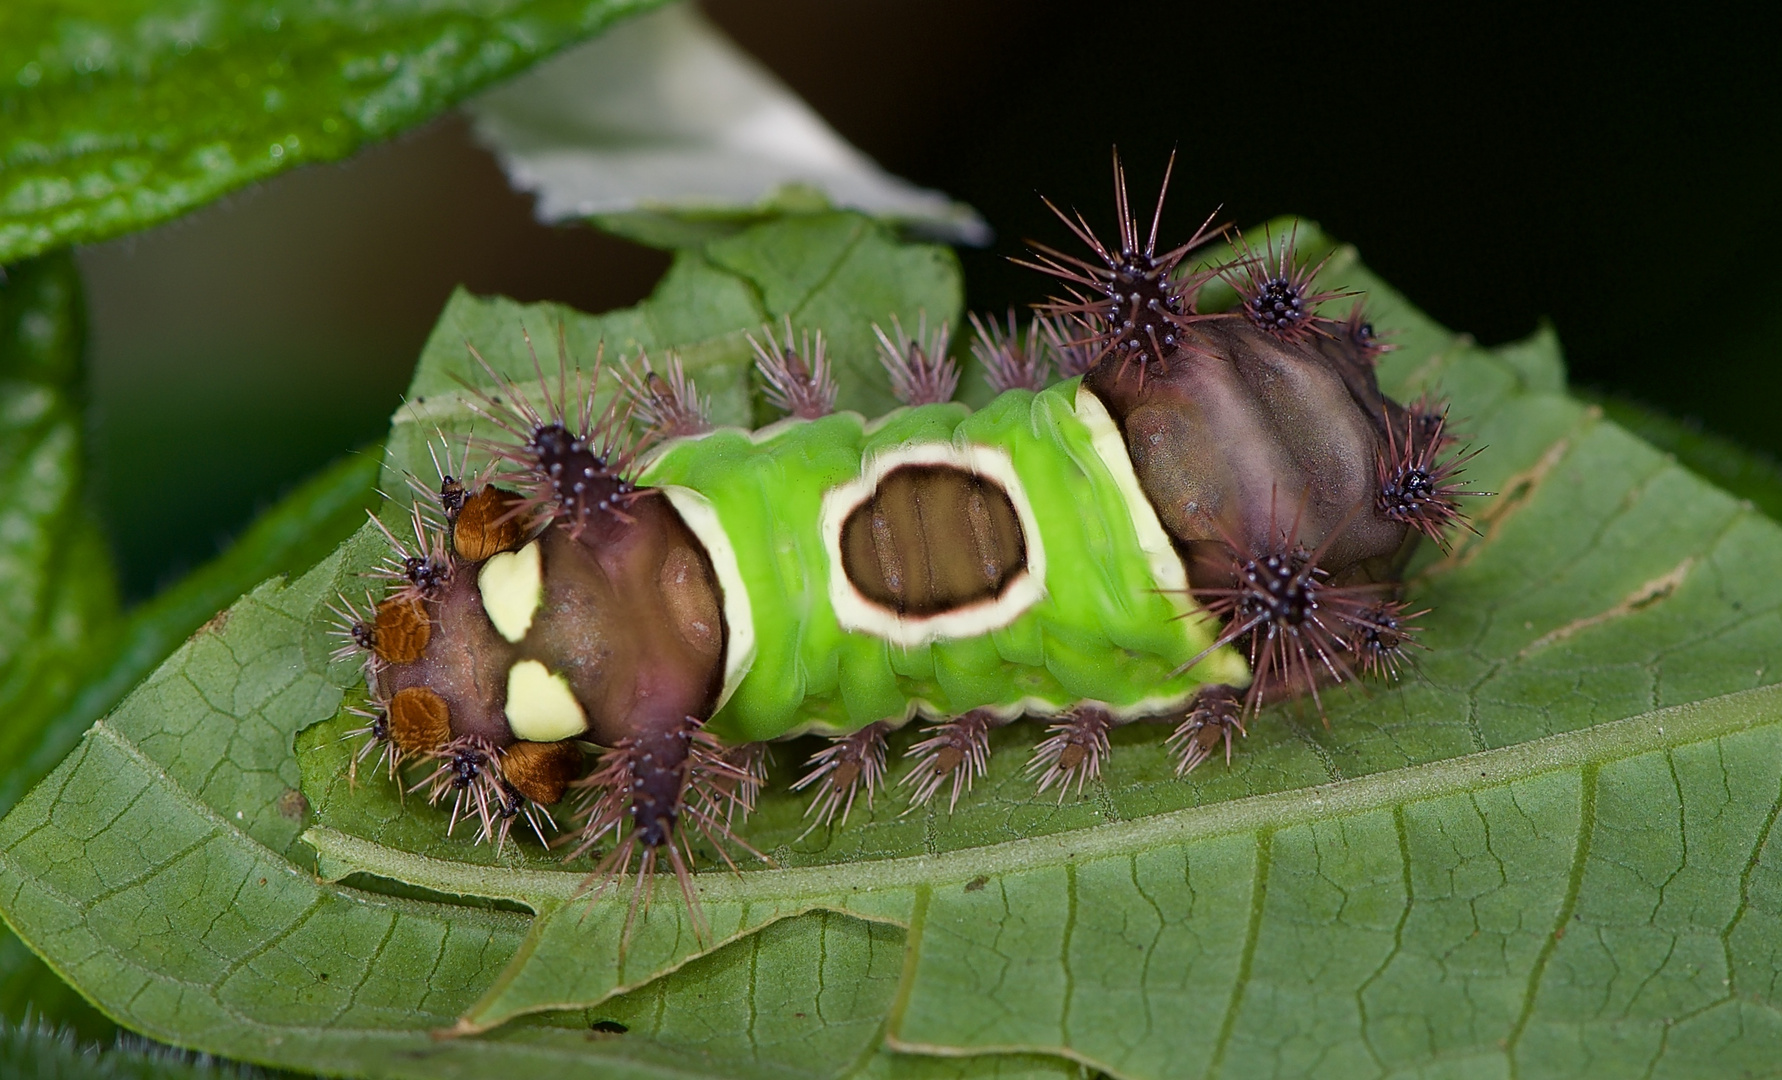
[0, 0, 668, 263]
[589, 186, 848, 251]
[0, 447, 380, 822]
[0, 252, 120, 804]
[9, 220, 1782, 1078]
[0, 252, 123, 1041]
[0, 1021, 270, 1079]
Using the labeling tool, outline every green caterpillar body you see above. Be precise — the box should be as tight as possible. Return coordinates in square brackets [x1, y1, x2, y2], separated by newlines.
[639, 381, 1247, 746]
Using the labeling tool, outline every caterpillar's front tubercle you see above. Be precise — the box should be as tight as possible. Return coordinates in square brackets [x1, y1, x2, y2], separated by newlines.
[331, 153, 1486, 929]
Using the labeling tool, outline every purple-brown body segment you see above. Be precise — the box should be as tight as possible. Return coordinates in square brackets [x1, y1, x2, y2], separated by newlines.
[1085, 317, 1417, 591]
[523, 496, 724, 748]
[377, 490, 726, 791]
[379, 574, 514, 744]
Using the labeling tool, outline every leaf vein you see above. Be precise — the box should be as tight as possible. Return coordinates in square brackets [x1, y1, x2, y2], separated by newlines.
[1505, 764, 1598, 1075]
[1203, 830, 1268, 1080]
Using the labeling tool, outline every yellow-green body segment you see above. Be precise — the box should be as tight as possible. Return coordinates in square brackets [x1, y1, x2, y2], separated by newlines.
[638, 378, 1248, 745]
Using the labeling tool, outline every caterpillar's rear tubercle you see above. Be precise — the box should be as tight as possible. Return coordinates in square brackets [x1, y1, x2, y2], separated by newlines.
[330, 152, 1486, 935]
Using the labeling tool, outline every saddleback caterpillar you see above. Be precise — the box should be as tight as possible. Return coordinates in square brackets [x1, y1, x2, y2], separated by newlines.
[330, 152, 1484, 920]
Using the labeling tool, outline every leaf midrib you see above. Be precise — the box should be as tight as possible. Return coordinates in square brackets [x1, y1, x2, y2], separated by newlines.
[307, 681, 1782, 909]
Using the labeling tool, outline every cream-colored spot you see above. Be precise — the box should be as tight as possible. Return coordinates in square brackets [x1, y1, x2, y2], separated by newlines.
[1075, 385, 1189, 596]
[504, 660, 587, 741]
[478, 540, 542, 643]
[658, 486, 752, 713]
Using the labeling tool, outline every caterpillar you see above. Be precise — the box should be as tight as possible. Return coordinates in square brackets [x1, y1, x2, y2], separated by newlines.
[331, 153, 1481, 920]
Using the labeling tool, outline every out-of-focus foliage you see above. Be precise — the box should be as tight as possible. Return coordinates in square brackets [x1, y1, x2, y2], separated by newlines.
[0, 0, 667, 263]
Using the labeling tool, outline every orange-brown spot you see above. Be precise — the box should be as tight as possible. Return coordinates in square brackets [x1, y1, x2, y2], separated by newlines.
[454, 486, 526, 562]
[501, 739, 583, 805]
[389, 686, 451, 752]
[373, 597, 431, 664]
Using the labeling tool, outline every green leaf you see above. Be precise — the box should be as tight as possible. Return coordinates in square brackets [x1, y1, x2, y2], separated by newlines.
[10, 218, 1782, 1079]
[310, 687, 1782, 1078]
[0, 350, 374, 1043]
[391, 209, 960, 453]
[0, 560, 1063, 1078]
[0, 0, 668, 264]
[0, 447, 380, 822]
[1591, 393, 1782, 524]
[0, 258, 373, 1045]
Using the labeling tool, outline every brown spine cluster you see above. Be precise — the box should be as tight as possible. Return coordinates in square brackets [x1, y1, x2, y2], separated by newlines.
[749, 317, 839, 419]
[1017, 152, 1226, 383]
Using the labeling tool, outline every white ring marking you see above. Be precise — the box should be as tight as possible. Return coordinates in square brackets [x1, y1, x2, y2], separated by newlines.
[819, 441, 1046, 648]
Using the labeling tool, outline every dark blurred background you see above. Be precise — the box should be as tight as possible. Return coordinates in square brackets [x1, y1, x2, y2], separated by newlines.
[80, 0, 1782, 601]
